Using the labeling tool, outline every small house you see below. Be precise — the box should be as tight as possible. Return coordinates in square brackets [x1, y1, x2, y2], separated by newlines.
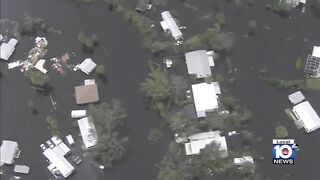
[292, 101, 320, 133]
[74, 58, 97, 75]
[0, 38, 18, 61]
[0, 140, 19, 165]
[71, 110, 87, 119]
[75, 80, 99, 104]
[191, 82, 221, 118]
[185, 50, 215, 78]
[77, 116, 98, 149]
[160, 11, 183, 42]
[184, 131, 228, 157]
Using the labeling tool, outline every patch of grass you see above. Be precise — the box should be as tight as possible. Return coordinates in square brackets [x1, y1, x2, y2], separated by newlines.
[275, 125, 288, 138]
[295, 57, 303, 70]
[46, 116, 60, 137]
[147, 128, 162, 143]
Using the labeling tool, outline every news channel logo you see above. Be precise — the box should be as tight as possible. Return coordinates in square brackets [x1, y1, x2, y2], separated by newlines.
[272, 139, 299, 165]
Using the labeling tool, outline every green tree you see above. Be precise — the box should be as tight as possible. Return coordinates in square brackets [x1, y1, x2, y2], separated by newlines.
[78, 31, 98, 53]
[311, 0, 320, 16]
[46, 116, 60, 137]
[275, 125, 288, 138]
[96, 65, 106, 75]
[147, 128, 162, 143]
[88, 99, 127, 132]
[157, 142, 191, 180]
[25, 68, 49, 87]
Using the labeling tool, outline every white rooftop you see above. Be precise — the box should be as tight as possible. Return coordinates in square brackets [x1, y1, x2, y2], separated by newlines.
[293, 101, 320, 133]
[43, 148, 74, 178]
[0, 140, 18, 165]
[185, 50, 214, 78]
[161, 11, 183, 41]
[288, 91, 305, 105]
[71, 110, 87, 118]
[191, 82, 219, 118]
[312, 46, 320, 58]
[185, 135, 228, 157]
[0, 38, 18, 61]
[76, 58, 97, 75]
[78, 117, 98, 149]
[34, 59, 47, 74]
[234, 156, 254, 165]
[14, 165, 30, 174]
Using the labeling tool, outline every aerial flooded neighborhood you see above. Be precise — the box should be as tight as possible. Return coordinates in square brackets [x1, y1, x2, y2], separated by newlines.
[0, 0, 320, 180]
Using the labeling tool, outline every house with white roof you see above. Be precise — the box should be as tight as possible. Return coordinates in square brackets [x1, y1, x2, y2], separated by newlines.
[185, 50, 215, 79]
[191, 82, 221, 118]
[184, 131, 228, 157]
[0, 38, 18, 61]
[77, 116, 98, 149]
[43, 148, 74, 178]
[160, 11, 183, 42]
[292, 101, 320, 133]
[0, 140, 19, 165]
[74, 58, 97, 75]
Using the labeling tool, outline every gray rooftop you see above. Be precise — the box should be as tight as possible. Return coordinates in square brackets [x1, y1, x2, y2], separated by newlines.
[185, 50, 212, 78]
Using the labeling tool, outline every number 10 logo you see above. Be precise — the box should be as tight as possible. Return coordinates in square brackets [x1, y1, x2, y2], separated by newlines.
[272, 143, 295, 164]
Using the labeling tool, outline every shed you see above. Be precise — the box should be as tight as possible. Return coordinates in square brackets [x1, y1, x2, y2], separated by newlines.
[160, 11, 183, 41]
[288, 91, 305, 105]
[14, 165, 30, 174]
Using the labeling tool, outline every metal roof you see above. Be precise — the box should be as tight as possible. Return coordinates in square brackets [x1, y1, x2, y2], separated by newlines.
[77, 117, 98, 149]
[185, 50, 212, 78]
[191, 82, 219, 118]
[288, 91, 305, 105]
[293, 101, 320, 133]
[0, 140, 18, 165]
[161, 11, 183, 41]
[304, 55, 320, 76]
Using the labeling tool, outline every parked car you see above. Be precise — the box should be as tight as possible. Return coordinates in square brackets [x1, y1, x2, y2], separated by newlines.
[72, 156, 82, 165]
[40, 144, 47, 151]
